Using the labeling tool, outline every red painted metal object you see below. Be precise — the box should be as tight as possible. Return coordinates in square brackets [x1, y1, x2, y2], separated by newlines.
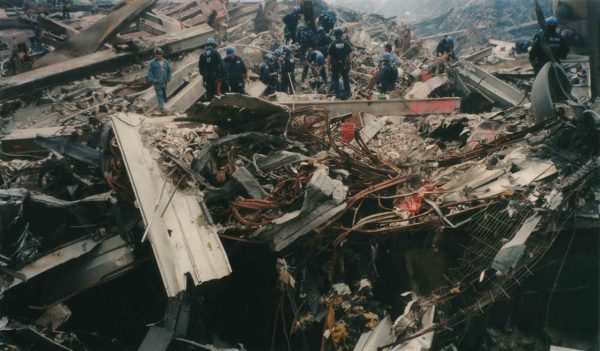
[408, 98, 460, 115]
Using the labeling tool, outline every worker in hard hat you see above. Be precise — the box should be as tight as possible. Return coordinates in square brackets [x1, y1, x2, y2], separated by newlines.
[377, 53, 398, 94]
[318, 9, 337, 34]
[302, 50, 328, 90]
[436, 35, 456, 60]
[280, 46, 296, 94]
[259, 54, 279, 95]
[283, 7, 302, 44]
[327, 28, 353, 100]
[529, 16, 570, 75]
[198, 38, 226, 101]
[147, 47, 172, 115]
[223, 47, 248, 94]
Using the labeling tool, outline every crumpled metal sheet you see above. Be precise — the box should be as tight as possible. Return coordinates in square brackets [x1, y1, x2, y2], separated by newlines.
[491, 214, 542, 274]
[531, 62, 573, 123]
[187, 93, 290, 132]
[250, 167, 347, 251]
[232, 167, 268, 200]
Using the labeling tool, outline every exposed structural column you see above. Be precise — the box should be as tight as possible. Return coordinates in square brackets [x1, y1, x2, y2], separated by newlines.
[588, 0, 600, 99]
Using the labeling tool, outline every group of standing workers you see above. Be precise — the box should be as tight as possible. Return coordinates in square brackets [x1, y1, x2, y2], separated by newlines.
[147, 39, 249, 114]
[146, 4, 570, 115]
[265, 7, 355, 99]
[198, 38, 249, 100]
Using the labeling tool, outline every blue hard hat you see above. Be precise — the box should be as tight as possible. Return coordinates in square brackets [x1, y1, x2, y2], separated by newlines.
[446, 36, 454, 44]
[274, 48, 282, 57]
[326, 10, 335, 17]
[316, 52, 325, 65]
[382, 53, 392, 61]
[225, 47, 234, 56]
[266, 53, 274, 61]
[545, 16, 559, 26]
[206, 38, 217, 46]
[334, 28, 344, 37]
[293, 7, 301, 14]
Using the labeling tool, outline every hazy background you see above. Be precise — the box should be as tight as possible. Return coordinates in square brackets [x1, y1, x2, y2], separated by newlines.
[326, 0, 553, 22]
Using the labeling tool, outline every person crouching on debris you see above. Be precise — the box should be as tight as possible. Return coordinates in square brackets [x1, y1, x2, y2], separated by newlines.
[315, 26, 332, 55]
[302, 50, 327, 90]
[259, 54, 279, 95]
[223, 47, 248, 94]
[529, 16, 569, 75]
[147, 48, 172, 115]
[327, 28, 353, 100]
[436, 35, 456, 61]
[199, 38, 227, 101]
[280, 46, 296, 94]
[376, 53, 398, 94]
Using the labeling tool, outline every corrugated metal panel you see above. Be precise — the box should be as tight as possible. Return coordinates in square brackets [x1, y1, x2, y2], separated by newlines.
[111, 113, 231, 297]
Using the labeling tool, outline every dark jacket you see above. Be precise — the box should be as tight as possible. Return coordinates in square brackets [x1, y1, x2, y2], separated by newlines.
[315, 32, 332, 53]
[224, 55, 247, 81]
[281, 55, 295, 74]
[327, 38, 352, 68]
[377, 62, 397, 93]
[147, 58, 172, 87]
[282, 13, 300, 30]
[296, 26, 316, 47]
[436, 38, 455, 58]
[318, 14, 336, 32]
[259, 61, 278, 85]
[529, 29, 569, 69]
[199, 47, 226, 79]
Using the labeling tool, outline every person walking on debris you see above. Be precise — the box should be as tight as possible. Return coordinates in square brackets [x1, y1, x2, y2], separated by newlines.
[223, 47, 248, 94]
[529, 16, 569, 75]
[376, 53, 398, 94]
[147, 48, 172, 115]
[280, 46, 296, 94]
[302, 50, 327, 89]
[327, 28, 353, 100]
[62, 0, 71, 19]
[315, 26, 332, 55]
[318, 10, 337, 34]
[259, 54, 279, 95]
[283, 7, 301, 44]
[436, 35, 456, 60]
[199, 38, 226, 101]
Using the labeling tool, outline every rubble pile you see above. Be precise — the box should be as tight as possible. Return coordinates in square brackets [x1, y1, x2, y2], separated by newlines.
[0, 0, 598, 351]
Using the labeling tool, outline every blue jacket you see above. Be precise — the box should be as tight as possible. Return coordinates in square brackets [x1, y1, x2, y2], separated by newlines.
[147, 58, 172, 87]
